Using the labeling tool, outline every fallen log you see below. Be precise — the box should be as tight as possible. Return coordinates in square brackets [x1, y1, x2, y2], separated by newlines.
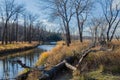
[39, 44, 95, 80]
[63, 49, 92, 72]
[39, 56, 76, 80]
[76, 49, 92, 68]
[100, 45, 114, 51]
[13, 60, 32, 80]
[64, 61, 77, 71]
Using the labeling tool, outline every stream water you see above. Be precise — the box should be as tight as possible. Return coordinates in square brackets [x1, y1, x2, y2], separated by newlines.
[0, 43, 56, 80]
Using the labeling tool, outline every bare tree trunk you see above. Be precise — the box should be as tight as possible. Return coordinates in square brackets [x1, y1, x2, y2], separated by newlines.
[76, 13, 83, 42]
[2, 27, 5, 44]
[66, 22, 71, 45]
[24, 25, 27, 42]
[1, 15, 5, 45]
[5, 21, 8, 45]
[9, 24, 12, 44]
[29, 24, 32, 43]
[80, 30, 83, 42]
[24, 18, 27, 42]
[15, 14, 19, 43]
[11, 24, 15, 43]
[107, 25, 111, 42]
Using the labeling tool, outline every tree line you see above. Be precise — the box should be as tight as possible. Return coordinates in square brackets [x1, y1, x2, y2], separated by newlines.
[0, 0, 62, 45]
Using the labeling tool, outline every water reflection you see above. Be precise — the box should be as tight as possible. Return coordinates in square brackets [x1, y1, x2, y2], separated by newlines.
[38, 45, 55, 51]
[0, 45, 55, 80]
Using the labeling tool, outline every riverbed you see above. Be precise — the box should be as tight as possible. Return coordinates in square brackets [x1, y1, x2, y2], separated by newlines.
[0, 43, 55, 79]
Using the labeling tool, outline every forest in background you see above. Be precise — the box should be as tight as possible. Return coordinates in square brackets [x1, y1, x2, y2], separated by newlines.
[0, 0, 62, 45]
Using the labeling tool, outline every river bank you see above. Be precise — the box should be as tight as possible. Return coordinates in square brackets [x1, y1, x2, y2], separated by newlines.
[0, 42, 40, 57]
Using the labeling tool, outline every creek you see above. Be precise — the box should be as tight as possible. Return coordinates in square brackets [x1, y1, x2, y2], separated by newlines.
[0, 42, 56, 79]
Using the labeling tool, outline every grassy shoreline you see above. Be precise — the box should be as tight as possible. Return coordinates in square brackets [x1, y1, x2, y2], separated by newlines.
[0, 42, 40, 57]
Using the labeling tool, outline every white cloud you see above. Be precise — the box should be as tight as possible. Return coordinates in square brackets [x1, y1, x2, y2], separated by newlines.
[112, 0, 120, 9]
[40, 19, 59, 31]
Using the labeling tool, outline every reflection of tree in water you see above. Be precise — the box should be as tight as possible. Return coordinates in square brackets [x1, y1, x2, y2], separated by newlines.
[0, 48, 43, 79]
[3, 59, 10, 79]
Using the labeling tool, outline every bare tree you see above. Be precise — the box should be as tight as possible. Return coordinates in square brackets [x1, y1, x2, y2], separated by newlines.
[15, 13, 19, 42]
[0, 0, 24, 44]
[35, 21, 43, 43]
[52, 0, 75, 46]
[74, 0, 92, 42]
[28, 13, 38, 43]
[89, 17, 102, 44]
[9, 16, 16, 44]
[39, 0, 75, 46]
[22, 13, 28, 42]
[100, 0, 120, 42]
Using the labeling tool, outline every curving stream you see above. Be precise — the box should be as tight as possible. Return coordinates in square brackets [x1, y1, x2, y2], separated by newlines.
[0, 43, 56, 80]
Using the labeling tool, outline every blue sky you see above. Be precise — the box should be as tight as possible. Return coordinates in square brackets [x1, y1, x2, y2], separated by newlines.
[15, 0, 58, 31]
[16, 0, 38, 12]
[16, 0, 41, 16]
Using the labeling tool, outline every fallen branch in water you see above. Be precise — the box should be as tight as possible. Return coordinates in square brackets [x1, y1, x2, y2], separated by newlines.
[13, 60, 31, 69]
[12, 60, 32, 80]
[14, 59, 48, 80]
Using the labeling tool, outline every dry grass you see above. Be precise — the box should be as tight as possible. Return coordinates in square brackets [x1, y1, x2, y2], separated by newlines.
[86, 44, 120, 73]
[85, 69, 120, 80]
[0, 42, 39, 51]
[72, 65, 120, 80]
[26, 70, 41, 80]
[72, 40, 120, 80]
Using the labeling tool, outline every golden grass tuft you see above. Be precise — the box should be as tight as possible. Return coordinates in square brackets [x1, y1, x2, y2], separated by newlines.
[36, 51, 51, 65]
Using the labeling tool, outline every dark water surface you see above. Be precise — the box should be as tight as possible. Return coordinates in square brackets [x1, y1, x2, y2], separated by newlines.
[0, 44, 55, 79]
